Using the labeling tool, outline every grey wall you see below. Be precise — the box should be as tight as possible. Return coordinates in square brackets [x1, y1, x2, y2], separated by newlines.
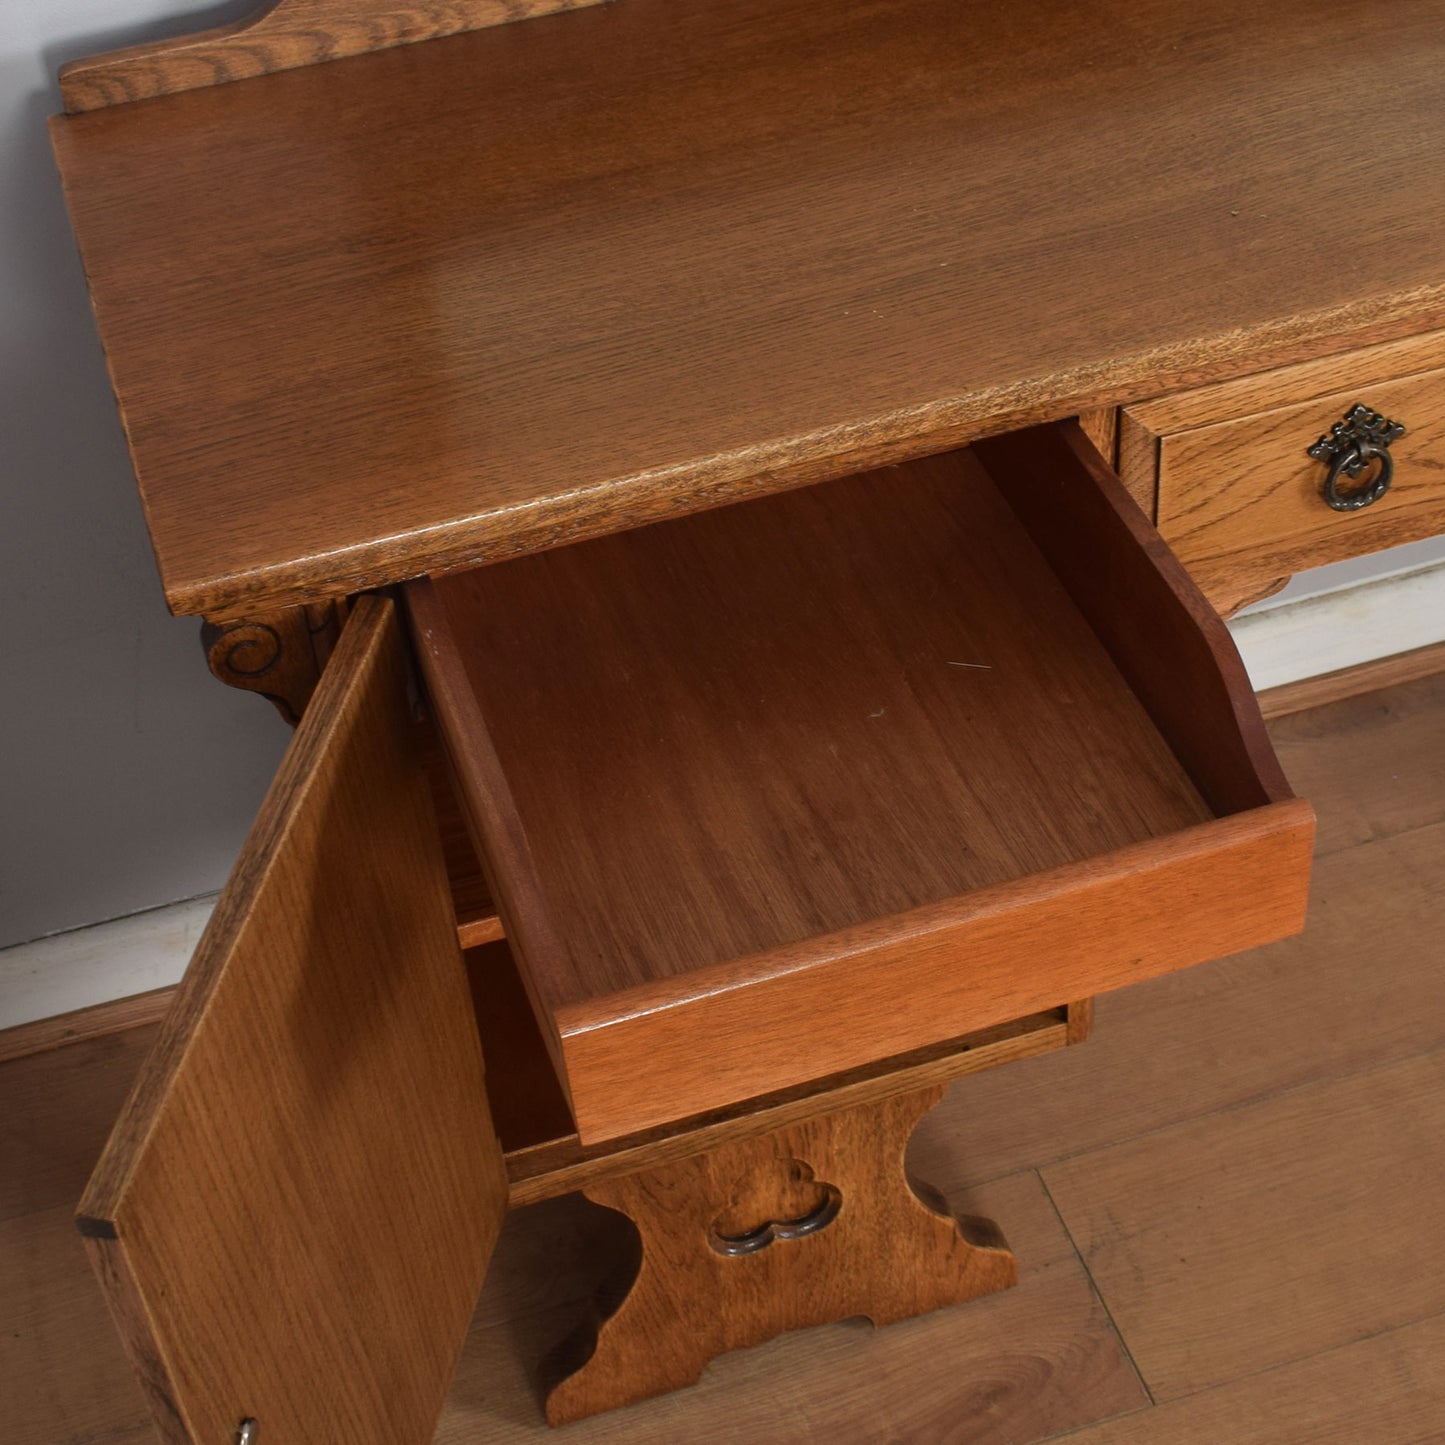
[1, 0, 287, 949]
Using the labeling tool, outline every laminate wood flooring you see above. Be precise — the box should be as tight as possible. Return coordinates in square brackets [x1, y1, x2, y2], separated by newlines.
[2, 668, 1442, 1444]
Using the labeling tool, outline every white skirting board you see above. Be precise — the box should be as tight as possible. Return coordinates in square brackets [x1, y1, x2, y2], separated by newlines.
[1228, 557, 1445, 692]
[0, 894, 215, 1033]
[3, 558, 1444, 1034]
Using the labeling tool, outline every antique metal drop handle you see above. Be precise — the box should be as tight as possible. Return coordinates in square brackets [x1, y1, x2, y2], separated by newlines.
[710, 1190, 841, 1256]
[1307, 403, 1406, 512]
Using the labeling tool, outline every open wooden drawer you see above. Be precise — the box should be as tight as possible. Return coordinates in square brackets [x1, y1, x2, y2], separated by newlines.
[410, 421, 1316, 1143]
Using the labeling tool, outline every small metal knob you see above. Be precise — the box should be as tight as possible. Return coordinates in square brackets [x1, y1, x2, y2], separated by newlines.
[236, 1421, 258, 1445]
[1308, 403, 1406, 511]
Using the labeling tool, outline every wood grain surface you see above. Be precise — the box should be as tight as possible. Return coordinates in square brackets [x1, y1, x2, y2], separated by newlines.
[466, 939, 577, 1158]
[0, 990, 170, 1068]
[420, 717, 507, 944]
[1258, 639, 1445, 720]
[416, 445, 1215, 1000]
[975, 422, 1294, 816]
[1267, 669, 1445, 858]
[1123, 332, 1445, 614]
[552, 805, 1313, 1141]
[1076, 409, 1119, 475]
[1043, 1048, 1445, 1400]
[49, 0, 1445, 616]
[7, 663, 1442, 1444]
[1123, 328, 1445, 438]
[75, 597, 508, 1445]
[1056, 1313, 1445, 1445]
[545, 1085, 1016, 1423]
[919, 826, 1445, 1199]
[3, 1171, 1148, 1445]
[0, 1030, 158, 1222]
[60, 0, 607, 112]
[435, 1171, 1148, 1442]
[415, 439, 1313, 1140]
[505, 1010, 1073, 1208]
[2, 1206, 154, 1445]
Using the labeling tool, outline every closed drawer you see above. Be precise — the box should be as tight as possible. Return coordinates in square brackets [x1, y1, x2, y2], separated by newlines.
[1122, 330, 1445, 615]
[410, 422, 1314, 1143]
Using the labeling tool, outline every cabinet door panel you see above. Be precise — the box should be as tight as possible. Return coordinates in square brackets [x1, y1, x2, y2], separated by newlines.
[78, 595, 506, 1445]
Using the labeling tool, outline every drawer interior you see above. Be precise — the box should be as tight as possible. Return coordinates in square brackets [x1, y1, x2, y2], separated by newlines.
[410, 422, 1313, 1142]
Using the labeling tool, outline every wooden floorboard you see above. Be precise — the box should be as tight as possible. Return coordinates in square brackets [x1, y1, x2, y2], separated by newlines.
[440, 1174, 1146, 1443]
[0, 1025, 159, 1224]
[1054, 1311, 1445, 1444]
[908, 815, 1445, 1196]
[1266, 668, 1445, 858]
[0, 1205, 152, 1445]
[1041, 1048, 1445, 1401]
[0, 986, 173, 1067]
[1, 664, 1442, 1443]
[441, 1268, 1143, 1444]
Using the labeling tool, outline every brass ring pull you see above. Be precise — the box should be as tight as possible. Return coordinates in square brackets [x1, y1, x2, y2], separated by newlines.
[1308, 403, 1405, 512]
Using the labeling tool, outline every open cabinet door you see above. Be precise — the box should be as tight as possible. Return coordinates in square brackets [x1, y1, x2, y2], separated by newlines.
[77, 595, 507, 1445]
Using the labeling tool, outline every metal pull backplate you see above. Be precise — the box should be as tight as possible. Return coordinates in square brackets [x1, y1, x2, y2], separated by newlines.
[1308, 403, 1406, 511]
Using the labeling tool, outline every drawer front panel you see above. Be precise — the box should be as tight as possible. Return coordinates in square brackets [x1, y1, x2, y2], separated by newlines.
[1125, 331, 1445, 615]
[556, 803, 1313, 1142]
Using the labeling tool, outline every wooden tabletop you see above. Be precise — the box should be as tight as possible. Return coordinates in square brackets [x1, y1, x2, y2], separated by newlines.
[50, 0, 1445, 617]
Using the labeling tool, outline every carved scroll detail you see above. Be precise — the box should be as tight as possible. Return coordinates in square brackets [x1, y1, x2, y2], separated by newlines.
[201, 601, 346, 725]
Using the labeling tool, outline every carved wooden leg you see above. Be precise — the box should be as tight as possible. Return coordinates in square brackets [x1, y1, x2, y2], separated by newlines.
[545, 1082, 1017, 1425]
[201, 600, 347, 724]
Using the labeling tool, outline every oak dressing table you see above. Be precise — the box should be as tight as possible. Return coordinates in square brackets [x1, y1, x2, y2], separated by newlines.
[48, 0, 1445, 1439]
